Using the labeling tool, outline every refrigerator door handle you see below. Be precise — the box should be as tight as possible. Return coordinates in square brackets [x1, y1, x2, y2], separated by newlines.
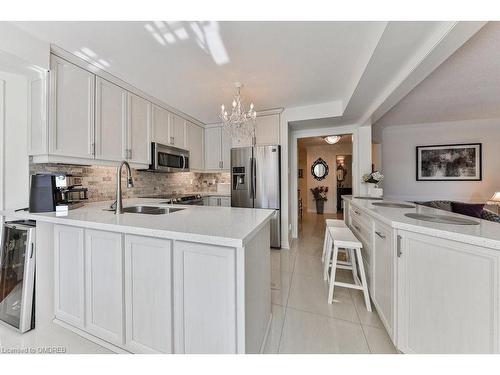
[252, 157, 257, 200]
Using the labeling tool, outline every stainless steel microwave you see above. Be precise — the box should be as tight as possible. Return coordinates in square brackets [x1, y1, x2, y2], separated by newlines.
[148, 142, 190, 172]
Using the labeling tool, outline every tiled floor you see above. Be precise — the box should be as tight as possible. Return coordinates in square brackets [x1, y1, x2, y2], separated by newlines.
[266, 212, 397, 354]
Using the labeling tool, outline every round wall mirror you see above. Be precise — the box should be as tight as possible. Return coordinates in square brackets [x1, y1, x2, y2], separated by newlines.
[311, 158, 329, 181]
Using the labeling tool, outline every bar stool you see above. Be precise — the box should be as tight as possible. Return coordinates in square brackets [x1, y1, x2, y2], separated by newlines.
[321, 219, 347, 264]
[326, 226, 371, 312]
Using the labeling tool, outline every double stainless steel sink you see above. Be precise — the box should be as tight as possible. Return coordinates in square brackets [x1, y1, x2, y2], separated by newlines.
[405, 212, 479, 225]
[372, 202, 416, 208]
[106, 206, 185, 215]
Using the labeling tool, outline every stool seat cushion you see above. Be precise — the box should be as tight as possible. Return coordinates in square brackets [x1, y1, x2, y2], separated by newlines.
[325, 219, 347, 228]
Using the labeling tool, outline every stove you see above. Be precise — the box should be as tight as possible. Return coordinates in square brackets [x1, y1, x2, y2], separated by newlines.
[139, 194, 203, 205]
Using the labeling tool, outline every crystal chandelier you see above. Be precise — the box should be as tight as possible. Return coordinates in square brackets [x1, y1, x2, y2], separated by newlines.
[324, 135, 342, 144]
[220, 82, 257, 138]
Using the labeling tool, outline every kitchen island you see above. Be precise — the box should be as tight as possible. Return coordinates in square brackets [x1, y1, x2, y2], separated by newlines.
[342, 196, 500, 354]
[1, 199, 274, 354]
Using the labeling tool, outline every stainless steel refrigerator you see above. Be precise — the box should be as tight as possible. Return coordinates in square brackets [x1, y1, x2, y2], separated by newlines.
[231, 145, 281, 248]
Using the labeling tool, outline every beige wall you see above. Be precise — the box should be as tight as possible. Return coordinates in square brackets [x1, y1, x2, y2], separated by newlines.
[305, 143, 353, 213]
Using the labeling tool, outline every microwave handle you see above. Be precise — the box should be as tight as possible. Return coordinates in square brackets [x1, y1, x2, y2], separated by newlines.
[182, 155, 186, 170]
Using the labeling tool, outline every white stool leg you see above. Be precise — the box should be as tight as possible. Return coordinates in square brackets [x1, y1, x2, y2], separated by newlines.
[323, 236, 333, 281]
[327, 245, 339, 304]
[355, 247, 372, 312]
[321, 226, 329, 264]
[349, 248, 358, 282]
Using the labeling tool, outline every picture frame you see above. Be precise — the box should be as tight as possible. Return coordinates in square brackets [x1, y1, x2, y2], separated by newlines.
[416, 143, 482, 181]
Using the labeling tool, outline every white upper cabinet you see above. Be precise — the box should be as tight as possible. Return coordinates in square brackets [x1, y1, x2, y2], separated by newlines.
[221, 128, 231, 170]
[169, 113, 186, 148]
[254, 114, 280, 145]
[127, 93, 151, 165]
[152, 104, 170, 146]
[231, 113, 281, 148]
[186, 121, 204, 170]
[49, 55, 95, 158]
[95, 77, 127, 161]
[205, 126, 231, 171]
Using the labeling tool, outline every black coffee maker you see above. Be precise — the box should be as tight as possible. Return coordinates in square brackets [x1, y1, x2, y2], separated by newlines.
[29, 174, 57, 213]
[29, 174, 88, 213]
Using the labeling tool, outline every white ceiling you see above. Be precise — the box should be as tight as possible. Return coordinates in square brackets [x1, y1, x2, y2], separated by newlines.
[375, 22, 500, 128]
[13, 21, 385, 124]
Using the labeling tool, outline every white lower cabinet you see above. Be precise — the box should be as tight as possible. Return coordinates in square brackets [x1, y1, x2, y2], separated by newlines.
[397, 231, 500, 353]
[173, 241, 237, 353]
[124, 235, 173, 353]
[84, 230, 124, 346]
[54, 225, 85, 329]
[372, 220, 394, 339]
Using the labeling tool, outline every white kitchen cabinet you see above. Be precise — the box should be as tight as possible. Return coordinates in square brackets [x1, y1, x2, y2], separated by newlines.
[205, 126, 231, 170]
[54, 225, 85, 329]
[49, 55, 95, 158]
[95, 77, 127, 161]
[127, 93, 151, 165]
[85, 230, 124, 346]
[186, 121, 204, 170]
[169, 113, 186, 148]
[397, 230, 500, 353]
[206, 196, 231, 207]
[255, 114, 280, 145]
[152, 104, 170, 146]
[125, 235, 173, 354]
[372, 220, 395, 339]
[232, 113, 280, 148]
[173, 241, 237, 353]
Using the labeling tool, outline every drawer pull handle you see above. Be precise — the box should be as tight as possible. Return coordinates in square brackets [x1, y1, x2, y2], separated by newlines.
[354, 210, 360, 215]
[353, 225, 361, 231]
[375, 231, 386, 239]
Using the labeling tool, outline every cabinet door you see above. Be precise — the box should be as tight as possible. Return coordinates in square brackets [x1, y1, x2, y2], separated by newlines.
[204, 127, 222, 170]
[49, 55, 95, 158]
[127, 93, 151, 165]
[125, 235, 173, 353]
[372, 221, 394, 338]
[232, 133, 252, 148]
[151, 104, 170, 146]
[219, 197, 231, 207]
[95, 77, 127, 161]
[208, 196, 219, 206]
[85, 230, 124, 346]
[397, 231, 500, 353]
[54, 225, 85, 328]
[173, 241, 237, 353]
[169, 113, 186, 148]
[186, 121, 204, 170]
[221, 128, 232, 170]
[255, 114, 280, 145]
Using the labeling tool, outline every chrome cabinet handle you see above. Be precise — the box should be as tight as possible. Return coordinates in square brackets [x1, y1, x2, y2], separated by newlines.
[397, 235, 403, 257]
[353, 224, 361, 231]
[375, 231, 386, 239]
[354, 210, 361, 215]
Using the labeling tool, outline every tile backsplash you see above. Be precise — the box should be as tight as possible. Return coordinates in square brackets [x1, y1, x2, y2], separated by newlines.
[29, 163, 230, 202]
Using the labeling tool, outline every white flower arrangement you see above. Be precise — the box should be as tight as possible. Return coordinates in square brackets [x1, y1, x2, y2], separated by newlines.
[363, 171, 384, 184]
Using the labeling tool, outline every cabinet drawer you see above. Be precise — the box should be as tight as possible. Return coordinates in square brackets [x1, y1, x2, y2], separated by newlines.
[350, 217, 373, 266]
[349, 204, 372, 229]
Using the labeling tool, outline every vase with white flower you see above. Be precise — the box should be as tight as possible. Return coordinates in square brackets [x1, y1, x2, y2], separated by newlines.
[362, 171, 384, 197]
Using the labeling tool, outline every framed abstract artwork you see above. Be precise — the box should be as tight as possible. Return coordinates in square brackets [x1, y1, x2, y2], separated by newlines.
[416, 143, 482, 181]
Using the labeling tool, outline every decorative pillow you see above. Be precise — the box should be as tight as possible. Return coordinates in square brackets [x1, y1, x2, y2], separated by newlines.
[481, 209, 500, 223]
[451, 202, 485, 218]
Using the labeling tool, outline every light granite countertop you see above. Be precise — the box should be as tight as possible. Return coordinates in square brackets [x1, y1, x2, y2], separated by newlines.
[1, 198, 273, 248]
[343, 195, 500, 250]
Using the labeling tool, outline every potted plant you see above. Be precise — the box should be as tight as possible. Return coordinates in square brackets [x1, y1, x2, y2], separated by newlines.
[310, 186, 329, 214]
[362, 171, 384, 197]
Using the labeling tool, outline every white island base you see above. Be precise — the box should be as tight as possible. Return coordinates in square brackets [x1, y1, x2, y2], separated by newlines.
[33, 219, 272, 354]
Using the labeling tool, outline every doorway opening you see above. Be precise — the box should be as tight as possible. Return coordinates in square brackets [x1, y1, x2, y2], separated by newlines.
[297, 134, 353, 234]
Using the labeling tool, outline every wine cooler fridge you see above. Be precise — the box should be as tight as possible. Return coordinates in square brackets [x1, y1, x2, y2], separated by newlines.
[0, 220, 36, 333]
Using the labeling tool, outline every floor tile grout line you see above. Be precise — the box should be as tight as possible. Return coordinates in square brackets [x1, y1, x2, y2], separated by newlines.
[284, 305, 363, 327]
[277, 246, 298, 353]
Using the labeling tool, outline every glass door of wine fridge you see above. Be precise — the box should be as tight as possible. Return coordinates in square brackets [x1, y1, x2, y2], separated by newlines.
[0, 220, 36, 333]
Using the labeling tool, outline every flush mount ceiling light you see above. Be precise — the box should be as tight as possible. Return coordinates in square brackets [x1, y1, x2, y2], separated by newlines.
[220, 82, 257, 139]
[324, 135, 342, 145]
